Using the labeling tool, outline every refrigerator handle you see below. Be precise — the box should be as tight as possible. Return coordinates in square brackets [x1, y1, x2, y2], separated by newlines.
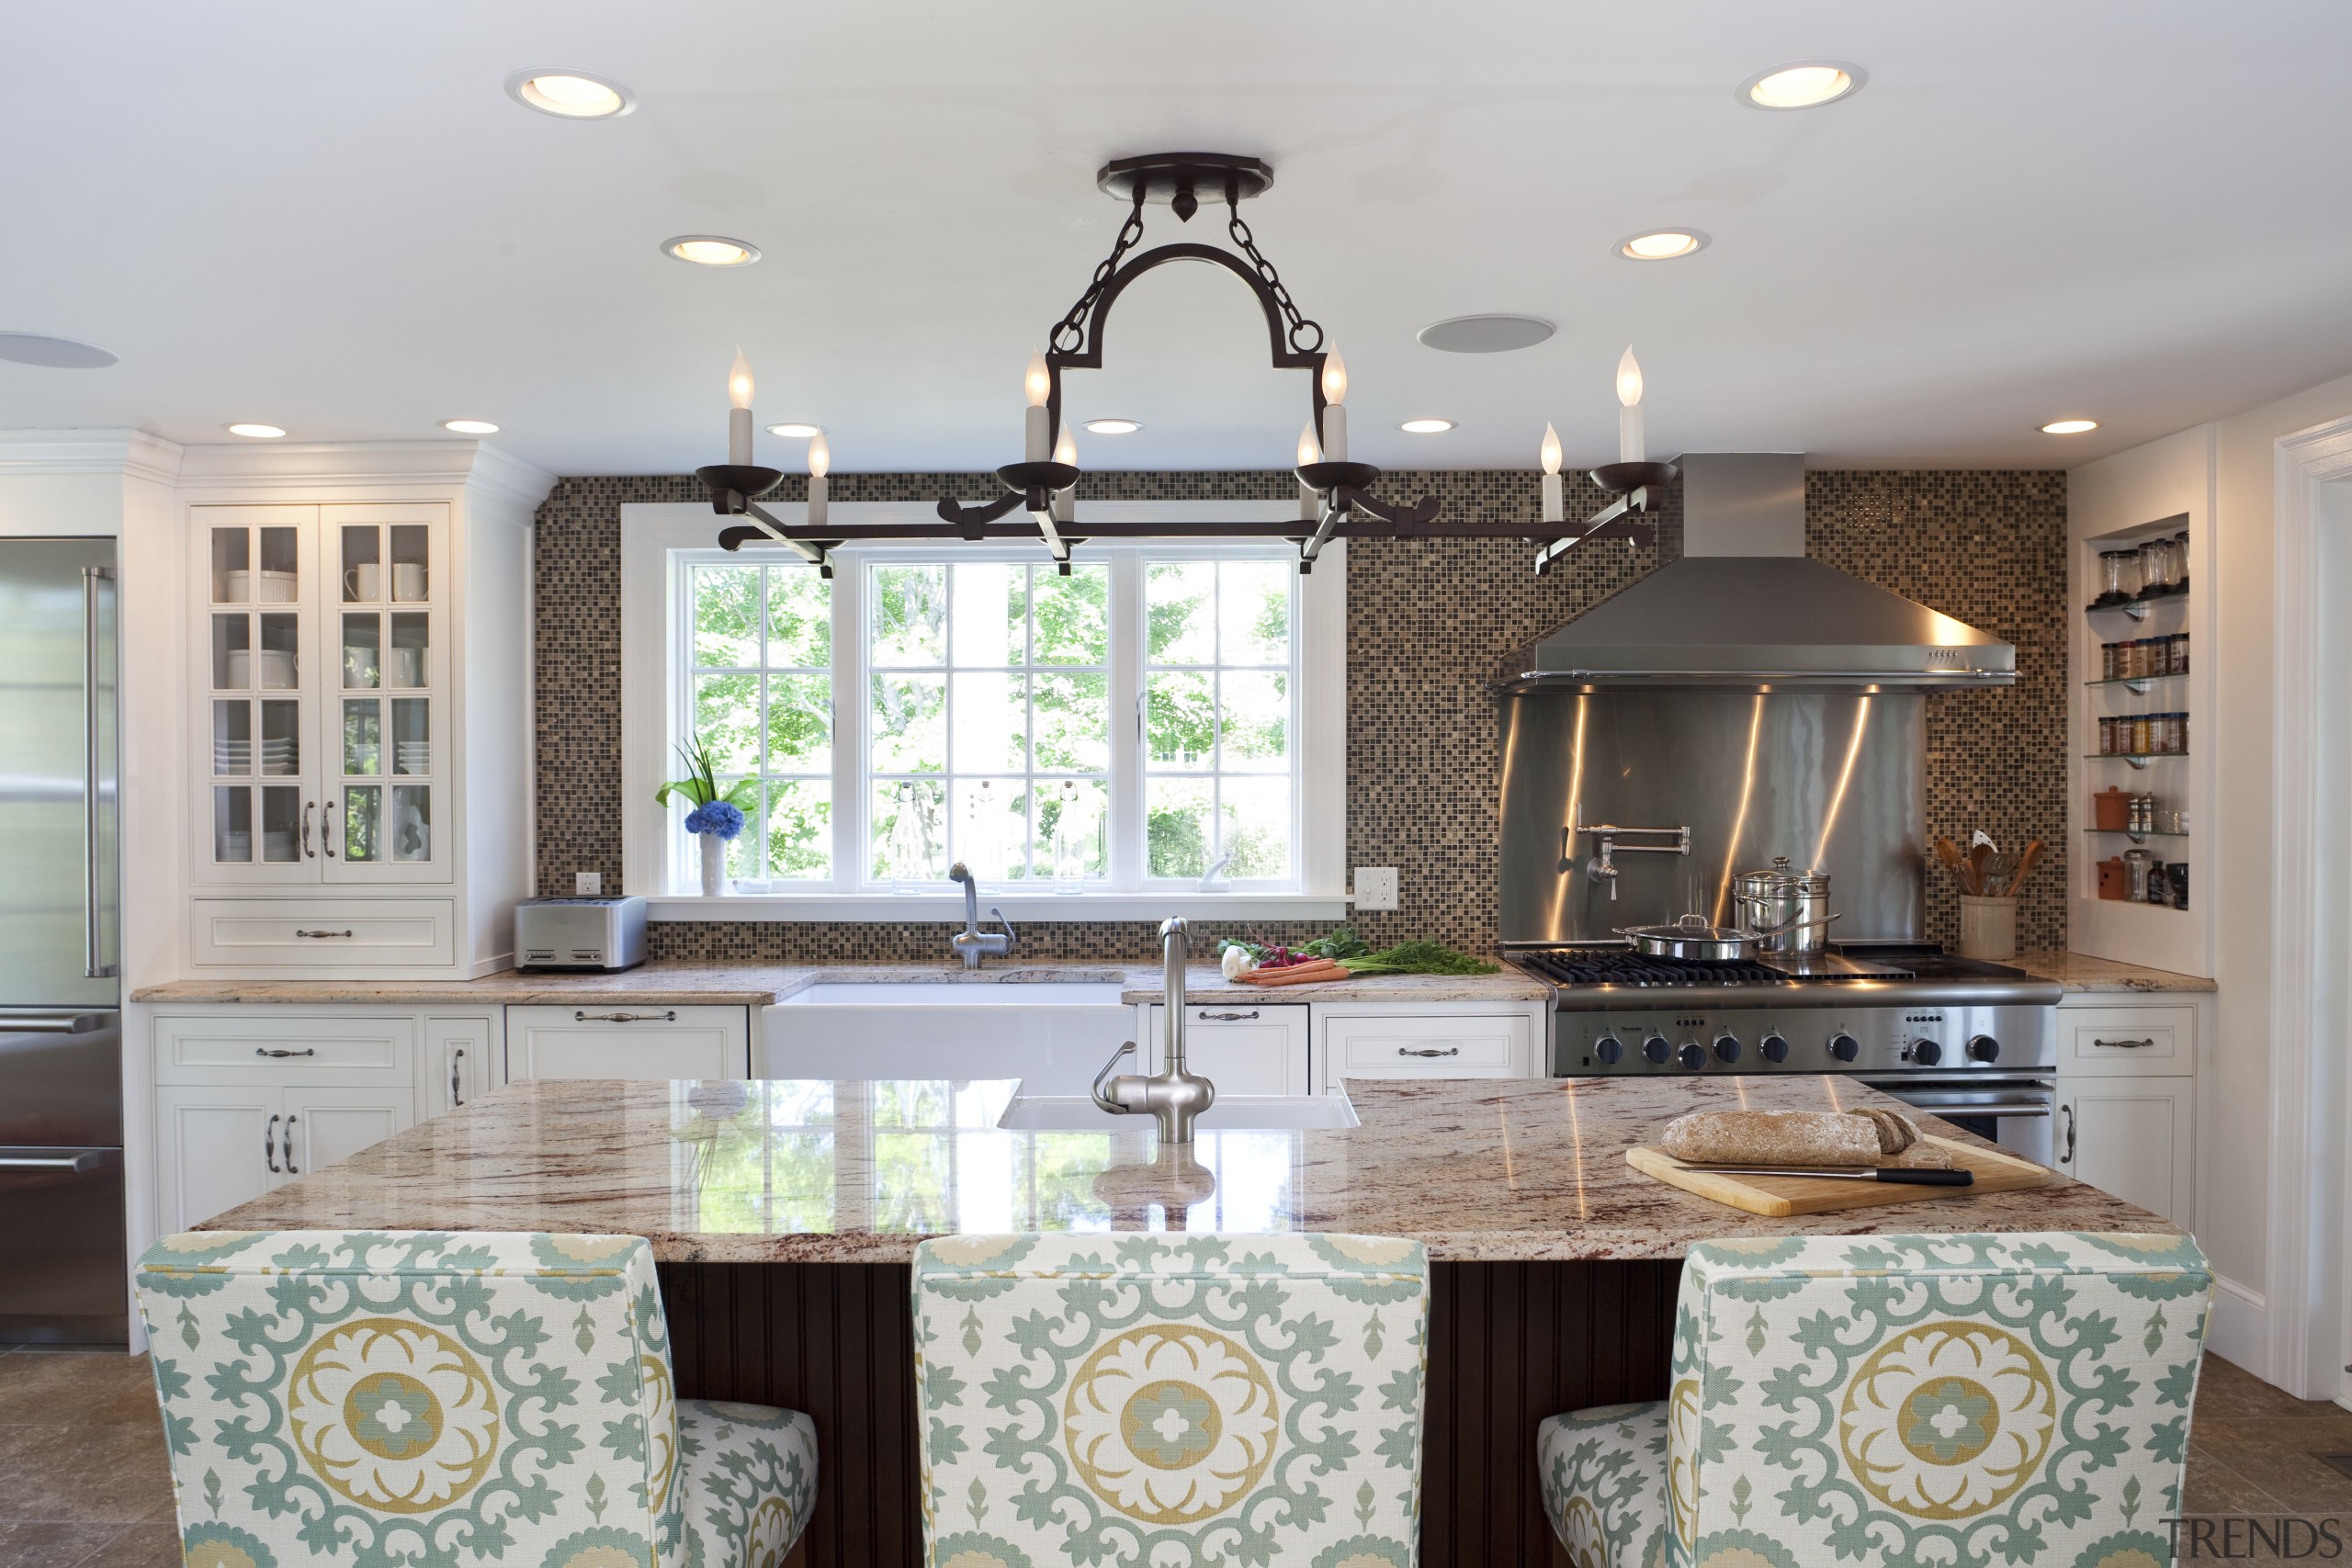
[80, 565, 118, 980]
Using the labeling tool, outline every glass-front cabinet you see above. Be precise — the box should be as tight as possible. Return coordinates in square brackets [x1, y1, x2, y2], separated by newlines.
[193, 502, 450, 885]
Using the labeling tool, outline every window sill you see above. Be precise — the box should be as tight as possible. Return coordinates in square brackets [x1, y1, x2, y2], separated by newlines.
[644, 893, 1354, 923]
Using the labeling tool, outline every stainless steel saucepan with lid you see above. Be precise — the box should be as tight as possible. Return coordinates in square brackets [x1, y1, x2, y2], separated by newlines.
[1732, 856, 1838, 954]
[1615, 915, 1770, 962]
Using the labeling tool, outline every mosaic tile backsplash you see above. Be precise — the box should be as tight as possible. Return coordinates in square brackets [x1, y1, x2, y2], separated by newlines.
[533, 467, 2064, 960]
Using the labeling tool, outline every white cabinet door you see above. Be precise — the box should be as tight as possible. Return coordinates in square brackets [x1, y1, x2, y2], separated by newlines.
[192, 505, 324, 888]
[281, 1087, 414, 1178]
[505, 1005, 752, 1081]
[2057, 1076, 2194, 1225]
[424, 1013, 500, 1116]
[321, 503, 451, 886]
[154, 1085, 279, 1231]
[1144, 1005, 1309, 1096]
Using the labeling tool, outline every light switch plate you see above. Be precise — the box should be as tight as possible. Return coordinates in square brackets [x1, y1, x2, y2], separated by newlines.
[575, 872, 603, 896]
[1353, 866, 1398, 911]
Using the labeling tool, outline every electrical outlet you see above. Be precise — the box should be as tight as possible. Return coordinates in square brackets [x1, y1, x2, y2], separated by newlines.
[1353, 866, 1398, 911]
[575, 872, 603, 897]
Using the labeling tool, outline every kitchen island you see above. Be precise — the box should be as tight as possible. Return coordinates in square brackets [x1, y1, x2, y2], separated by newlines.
[203, 1074, 2160, 1568]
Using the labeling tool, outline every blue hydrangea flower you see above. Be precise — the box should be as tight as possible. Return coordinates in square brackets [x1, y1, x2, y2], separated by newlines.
[684, 800, 745, 840]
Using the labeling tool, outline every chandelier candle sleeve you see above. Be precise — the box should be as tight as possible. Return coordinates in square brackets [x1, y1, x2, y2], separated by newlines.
[1541, 423, 1565, 524]
[1616, 346, 1645, 464]
[1320, 348, 1349, 462]
[1051, 425, 1076, 524]
[1023, 351, 1051, 461]
[806, 433, 830, 527]
[1296, 423, 1321, 520]
[728, 350, 755, 465]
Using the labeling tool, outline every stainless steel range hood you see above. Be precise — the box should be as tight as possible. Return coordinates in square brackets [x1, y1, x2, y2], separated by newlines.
[1507, 453, 2015, 689]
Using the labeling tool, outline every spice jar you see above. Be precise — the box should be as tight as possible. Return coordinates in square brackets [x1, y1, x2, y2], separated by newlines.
[2098, 716, 2117, 754]
[2131, 715, 2153, 755]
[2100, 641, 2118, 680]
[2171, 632, 2189, 673]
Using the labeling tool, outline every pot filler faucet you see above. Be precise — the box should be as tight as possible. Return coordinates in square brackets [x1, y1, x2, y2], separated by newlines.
[947, 863, 1016, 968]
[1090, 917, 1216, 1144]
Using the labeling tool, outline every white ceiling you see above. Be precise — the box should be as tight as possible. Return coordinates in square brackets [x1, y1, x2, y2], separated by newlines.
[6, 3, 2351, 477]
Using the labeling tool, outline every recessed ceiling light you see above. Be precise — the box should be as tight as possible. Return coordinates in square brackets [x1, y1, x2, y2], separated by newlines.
[0, 332, 119, 368]
[2041, 418, 2099, 434]
[1417, 315, 1555, 354]
[1740, 61, 1866, 110]
[662, 235, 761, 267]
[1399, 418, 1456, 434]
[441, 418, 500, 435]
[766, 422, 825, 439]
[1082, 418, 1143, 435]
[225, 423, 286, 439]
[505, 69, 634, 118]
[1618, 230, 1708, 261]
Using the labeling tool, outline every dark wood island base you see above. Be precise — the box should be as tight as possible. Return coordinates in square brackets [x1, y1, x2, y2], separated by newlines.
[658, 1258, 1682, 1568]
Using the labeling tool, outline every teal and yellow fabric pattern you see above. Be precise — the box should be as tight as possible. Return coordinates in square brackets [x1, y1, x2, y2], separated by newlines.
[133, 1231, 816, 1568]
[910, 1232, 1430, 1568]
[1538, 1231, 2214, 1568]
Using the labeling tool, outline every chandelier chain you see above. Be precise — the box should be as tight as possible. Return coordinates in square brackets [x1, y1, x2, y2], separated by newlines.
[1048, 188, 1149, 356]
[1227, 197, 1324, 356]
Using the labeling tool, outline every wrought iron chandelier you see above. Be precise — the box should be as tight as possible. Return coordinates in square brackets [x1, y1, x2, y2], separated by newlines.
[696, 152, 1668, 577]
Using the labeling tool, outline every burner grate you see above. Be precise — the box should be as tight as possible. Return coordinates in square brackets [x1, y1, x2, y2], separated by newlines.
[1518, 950, 1792, 987]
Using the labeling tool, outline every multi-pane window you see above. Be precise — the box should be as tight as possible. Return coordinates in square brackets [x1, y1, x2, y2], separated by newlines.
[867, 561, 1110, 884]
[688, 561, 833, 880]
[1144, 559, 1295, 880]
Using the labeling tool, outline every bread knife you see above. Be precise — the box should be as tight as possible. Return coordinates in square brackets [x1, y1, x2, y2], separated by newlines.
[1691, 1167, 1975, 1186]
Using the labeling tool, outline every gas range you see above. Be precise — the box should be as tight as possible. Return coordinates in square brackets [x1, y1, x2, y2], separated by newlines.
[1513, 942, 2063, 1079]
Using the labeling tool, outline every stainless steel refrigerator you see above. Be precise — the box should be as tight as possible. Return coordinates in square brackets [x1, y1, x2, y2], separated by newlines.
[0, 538, 124, 1345]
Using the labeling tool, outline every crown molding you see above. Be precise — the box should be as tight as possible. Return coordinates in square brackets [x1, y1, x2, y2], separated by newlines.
[0, 428, 186, 485]
[174, 438, 557, 503]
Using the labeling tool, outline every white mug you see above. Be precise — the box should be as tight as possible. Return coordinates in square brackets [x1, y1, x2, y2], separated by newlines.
[221, 569, 251, 602]
[344, 562, 381, 601]
[389, 647, 424, 687]
[391, 562, 427, 601]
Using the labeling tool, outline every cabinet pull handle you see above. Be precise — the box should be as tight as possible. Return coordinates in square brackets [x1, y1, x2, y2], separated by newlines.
[450, 1045, 465, 1107]
[283, 1115, 299, 1174]
[322, 797, 337, 858]
[2060, 1103, 2076, 1165]
[254, 1047, 317, 1058]
[301, 801, 316, 859]
[1198, 1010, 1259, 1021]
[2092, 1037, 2154, 1050]
[575, 1010, 677, 1023]
[1399, 1046, 1462, 1058]
[294, 930, 354, 940]
[264, 1113, 281, 1174]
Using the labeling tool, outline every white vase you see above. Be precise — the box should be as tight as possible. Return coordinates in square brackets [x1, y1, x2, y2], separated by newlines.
[698, 832, 729, 897]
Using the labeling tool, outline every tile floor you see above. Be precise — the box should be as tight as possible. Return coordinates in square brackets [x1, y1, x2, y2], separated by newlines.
[3, 1344, 2349, 1565]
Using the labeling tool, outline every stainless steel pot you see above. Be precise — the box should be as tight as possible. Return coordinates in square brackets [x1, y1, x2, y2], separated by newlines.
[1616, 915, 1765, 962]
[1733, 856, 1836, 953]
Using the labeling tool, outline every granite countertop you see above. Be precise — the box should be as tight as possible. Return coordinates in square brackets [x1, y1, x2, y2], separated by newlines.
[2011, 951, 2216, 994]
[200, 1075, 2162, 1264]
[1121, 964, 1553, 1006]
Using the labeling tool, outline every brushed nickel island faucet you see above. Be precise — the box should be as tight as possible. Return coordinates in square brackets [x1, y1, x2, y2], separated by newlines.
[1090, 917, 1216, 1144]
[946, 863, 1016, 968]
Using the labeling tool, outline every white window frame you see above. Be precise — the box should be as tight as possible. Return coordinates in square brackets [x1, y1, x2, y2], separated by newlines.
[620, 501, 1347, 920]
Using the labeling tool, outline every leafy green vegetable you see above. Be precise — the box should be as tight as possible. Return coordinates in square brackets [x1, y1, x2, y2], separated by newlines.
[1302, 927, 1370, 961]
[1339, 942, 1498, 976]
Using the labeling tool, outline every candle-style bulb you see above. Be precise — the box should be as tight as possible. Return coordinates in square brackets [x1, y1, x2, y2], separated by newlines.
[1615, 346, 1643, 409]
[729, 349, 754, 411]
[1053, 424, 1076, 468]
[1540, 422, 1562, 476]
[1024, 350, 1051, 409]
[1320, 348, 1348, 408]
[1297, 422, 1322, 468]
[807, 433, 830, 479]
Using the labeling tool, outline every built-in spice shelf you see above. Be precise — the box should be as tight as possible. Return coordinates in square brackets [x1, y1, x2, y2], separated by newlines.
[2085, 827, 2188, 840]
[2085, 673, 2186, 692]
[2086, 752, 2190, 770]
[2086, 588, 2190, 623]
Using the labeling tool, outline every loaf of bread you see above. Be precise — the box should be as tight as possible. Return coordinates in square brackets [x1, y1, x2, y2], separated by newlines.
[1659, 1108, 1944, 1168]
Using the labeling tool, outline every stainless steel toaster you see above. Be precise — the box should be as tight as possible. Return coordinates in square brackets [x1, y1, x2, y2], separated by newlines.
[515, 897, 649, 971]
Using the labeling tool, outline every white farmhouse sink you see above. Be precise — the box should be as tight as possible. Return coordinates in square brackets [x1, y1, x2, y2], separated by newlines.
[764, 982, 1131, 1094]
[997, 1093, 1360, 1132]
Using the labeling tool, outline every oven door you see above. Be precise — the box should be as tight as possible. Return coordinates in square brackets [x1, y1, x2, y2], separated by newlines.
[1857, 1073, 2055, 1168]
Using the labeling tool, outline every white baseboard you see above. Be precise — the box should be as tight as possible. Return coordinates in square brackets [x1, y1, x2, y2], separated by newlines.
[2208, 1274, 2268, 1377]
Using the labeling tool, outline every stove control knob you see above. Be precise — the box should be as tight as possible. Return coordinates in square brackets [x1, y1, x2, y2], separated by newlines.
[1759, 1033, 1791, 1064]
[1593, 1035, 1624, 1066]
[1713, 1034, 1742, 1063]
[1827, 1032, 1860, 1063]
[1967, 1034, 2000, 1064]
[1642, 1035, 1672, 1066]
[1908, 1039, 1945, 1066]
[1676, 1041, 1707, 1071]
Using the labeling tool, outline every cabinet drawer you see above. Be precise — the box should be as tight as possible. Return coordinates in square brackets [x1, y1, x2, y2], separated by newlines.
[2062, 1005, 2195, 1075]
[505, 1004, 751, 1082]
[189, 898, 456, 968]
[1147, 1004, 1308, 1097]
[1323, 1011, 1532, 1084]
[157, 1011, 417, 1085]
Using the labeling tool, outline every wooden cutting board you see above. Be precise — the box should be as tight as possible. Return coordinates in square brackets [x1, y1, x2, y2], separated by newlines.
[1625, 1135, 2053, 1217]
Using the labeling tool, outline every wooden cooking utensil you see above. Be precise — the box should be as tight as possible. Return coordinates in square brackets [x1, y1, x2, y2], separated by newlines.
[2007, 837, 2046, 897]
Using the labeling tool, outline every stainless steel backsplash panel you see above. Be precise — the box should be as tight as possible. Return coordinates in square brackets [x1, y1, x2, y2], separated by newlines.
[1499, 690, 1925, 943]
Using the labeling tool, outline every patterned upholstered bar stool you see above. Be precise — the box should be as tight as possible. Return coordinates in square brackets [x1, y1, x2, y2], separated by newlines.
[912, 1233, 1431, 1567]
[134, 1231, 818, 1568]
[1537, 1232, 2213, 1568]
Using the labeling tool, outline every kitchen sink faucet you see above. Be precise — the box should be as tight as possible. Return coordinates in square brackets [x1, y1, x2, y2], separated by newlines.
[1089, 917, 1216, 1144]
[947, 863, 1017, 968]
